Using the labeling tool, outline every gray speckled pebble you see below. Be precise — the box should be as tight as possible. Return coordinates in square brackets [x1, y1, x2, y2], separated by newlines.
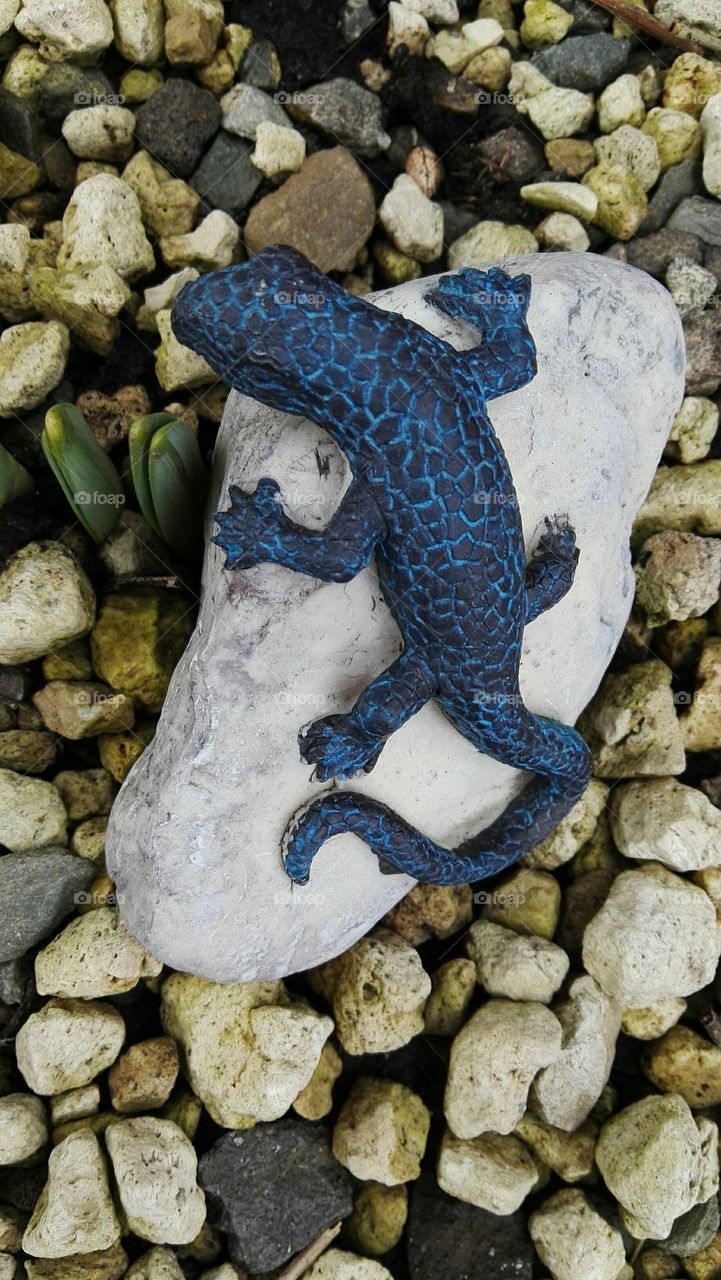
[532, 34, 630, 93]
[0, 850, 94, 962]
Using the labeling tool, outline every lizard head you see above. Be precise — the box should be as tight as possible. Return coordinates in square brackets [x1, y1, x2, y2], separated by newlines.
[172, 245, 344, 417]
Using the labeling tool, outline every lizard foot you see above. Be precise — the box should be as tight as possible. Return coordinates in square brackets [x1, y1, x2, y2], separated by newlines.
[212, 478, 283, 570]
[539, 515, 579, 566]
[299, 714, 383, 783]
[427, 267, 531, 334]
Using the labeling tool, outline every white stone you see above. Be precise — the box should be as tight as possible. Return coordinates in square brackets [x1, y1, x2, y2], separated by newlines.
[595, 1094, 707, 1238]
[520, 181, 598, 220]
[159, 209, 239, 271]
[23, 1130, 120, 1258]
[610, 777, 721, 871]
[105, 1117, 206, 1245]
[0, 321, 68, 416]
[306, 1251, 393, 1280]
[701, 92, 721, 199]
[445, 998, 562, 1138]
[110, 0, 164, 64]
[529, 1189, 626, 1280]
[426, 18, 503, 73]
[311, 928, 430, 1054]
[380, 174, 444, 263]
[220, 83, 289, 140]
[597, 74, 647, 133]
[536, 213, 590, 253]
[35, 908, 162, 999]
[621, 996, 686, 1040]
[465, 919, 569, 1003]
[61, 106, 136, 163]
[524, 778, 608, 869]
[449, 221, 539, 266]
[126, 1248, 186, 1280]
[387, 2, 429, 56]
[160, 972, 333, 1127]
[155, 309, 215, 392]
[437, 1129, 540, 1214]
[0, 223, 29, 274]
[251, 122, 305, 178]
[530, 975, 621, 1131]
[0, 0, 19, 36]
[0, 542, 95, 663]
[697, 1115, 720, 1203]
[655, 0, 721, 43]
[14, 0, 114, 61]
[666, 254, 718, 317]
[402, 0, 458, 22]
[0, 770, 67, 852]
[510, 62, 595, 139]
[594, 125, 661, 192]
[106, 254, 686, 983]
[583, 865, 720, 1008]
[0, 1094, 47, 1165]
[666, 396, 719, 463]
[58, 175, 154, 283]
[16, 997, 126, 1095]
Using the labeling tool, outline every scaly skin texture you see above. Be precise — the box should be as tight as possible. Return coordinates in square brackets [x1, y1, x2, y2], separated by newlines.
[172, 245, 591, 887]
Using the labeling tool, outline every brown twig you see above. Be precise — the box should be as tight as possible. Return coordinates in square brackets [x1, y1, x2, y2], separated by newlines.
[587, 0, 705, 53]
[277, 1223, 342, 1280]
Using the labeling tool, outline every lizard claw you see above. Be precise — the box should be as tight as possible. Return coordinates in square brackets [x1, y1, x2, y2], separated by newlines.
[299, 714, 383, 783]
[213, 478, 284, 570]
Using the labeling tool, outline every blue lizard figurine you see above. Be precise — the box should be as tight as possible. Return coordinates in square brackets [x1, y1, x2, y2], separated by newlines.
[172, 245, 592, 887]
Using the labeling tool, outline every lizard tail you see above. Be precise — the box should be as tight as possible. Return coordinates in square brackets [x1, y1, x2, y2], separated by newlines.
[283, 735, 591, 887]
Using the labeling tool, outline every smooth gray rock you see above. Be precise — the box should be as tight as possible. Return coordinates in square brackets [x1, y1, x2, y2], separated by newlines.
[532, 34, 631, 92]
[0, 849, 94, 961]
[669, 195, 721, 246]
[106, 254, 685, 982]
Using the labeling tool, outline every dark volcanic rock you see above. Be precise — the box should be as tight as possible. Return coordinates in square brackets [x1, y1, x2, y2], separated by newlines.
[240, 39, 280, 91]
[642, 159, 701, 235]
[191, 132, 263, 218]
[199, 1118, 354, 1273]
[135, 80, 220, 178]
[669, 195, 721, 247]
[408, 1172, 534, 1279]
[37, 65, 115, 129]
[626, 228, 704, 279]
[658, 1197, 720, 1258]
[532, 33, 630, 92]
[477, 126, 546, 184]
[0, 851, 94, 963]
[684, 311, 721, 395]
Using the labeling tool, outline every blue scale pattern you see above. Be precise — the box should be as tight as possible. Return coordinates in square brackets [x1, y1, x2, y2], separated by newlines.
[172, 246, 592, 887]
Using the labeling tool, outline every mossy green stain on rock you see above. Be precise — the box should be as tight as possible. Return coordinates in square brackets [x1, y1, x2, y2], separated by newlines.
[91, 589, 195, 713]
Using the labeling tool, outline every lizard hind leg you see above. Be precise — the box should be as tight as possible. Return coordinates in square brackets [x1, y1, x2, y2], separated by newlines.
[525, 516, 580, 624]
[299, 649, 436, 784]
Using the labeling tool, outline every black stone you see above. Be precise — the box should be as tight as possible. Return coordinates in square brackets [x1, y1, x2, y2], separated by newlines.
[407, 1171, 534, 1280]
[0, 852, 95, 963]
[135, 79, 220, 178]
[37, 65, 116, 130]
[532, 34, 630, 92]
[477, 126, 545, 184]
[0, 88, 40, 159]
[669, 195, 721, 247]
[658, 1197, 720, 1258]
[570, 0, 612, 31]
[626, 228, 704, 279]
[191, 131, 263, 218]
[199, 1118, 354, 1273]
[642, 158, 701, 235]
[684, 310, 721, 396]
[240, 39, 280, 91]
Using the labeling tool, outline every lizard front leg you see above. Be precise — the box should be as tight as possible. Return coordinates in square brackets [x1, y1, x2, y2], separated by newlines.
[525, 517, 580, 623]
[213, 476, 386, 582]
[425, 267, 537, 400]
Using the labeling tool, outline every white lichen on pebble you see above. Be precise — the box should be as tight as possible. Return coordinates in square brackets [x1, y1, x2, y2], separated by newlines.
[161, 972, 333, 1127]
[34, 908, 162, 999]
[16, 997, 126, 1094]
[445, 998, 562, 1138]
[23, 1130, 120, 1258]
[105, 1117, 205, 1245]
